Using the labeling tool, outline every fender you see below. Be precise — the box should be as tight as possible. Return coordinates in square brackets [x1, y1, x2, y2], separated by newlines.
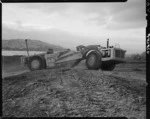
[85, 50, 97, 57]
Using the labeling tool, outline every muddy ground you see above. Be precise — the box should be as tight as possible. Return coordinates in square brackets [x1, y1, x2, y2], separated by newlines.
[2, 56, 146, 118]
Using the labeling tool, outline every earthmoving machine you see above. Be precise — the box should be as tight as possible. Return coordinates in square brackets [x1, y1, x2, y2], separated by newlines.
[21, 39, 126, 71]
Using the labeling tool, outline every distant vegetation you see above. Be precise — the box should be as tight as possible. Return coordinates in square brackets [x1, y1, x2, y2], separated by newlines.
[2, 39, 65, 51]
[125, 51, 146, 62]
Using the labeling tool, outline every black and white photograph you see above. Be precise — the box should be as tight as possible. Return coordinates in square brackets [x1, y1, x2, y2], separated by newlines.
[2, 1, 147, 118]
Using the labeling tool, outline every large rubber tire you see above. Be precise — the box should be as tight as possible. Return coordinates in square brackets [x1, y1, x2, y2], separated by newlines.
[101, 63, 116, 71]
[28, 56, 44, 71]
[86, 51, 102, 70]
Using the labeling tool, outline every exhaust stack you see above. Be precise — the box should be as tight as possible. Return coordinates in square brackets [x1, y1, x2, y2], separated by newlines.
[107, 39, 109, 48]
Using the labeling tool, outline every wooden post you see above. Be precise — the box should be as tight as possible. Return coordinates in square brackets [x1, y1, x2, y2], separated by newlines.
[25, 39, 30, 57]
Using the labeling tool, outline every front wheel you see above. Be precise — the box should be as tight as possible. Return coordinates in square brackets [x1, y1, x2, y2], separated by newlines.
[86, 51, 102, 70]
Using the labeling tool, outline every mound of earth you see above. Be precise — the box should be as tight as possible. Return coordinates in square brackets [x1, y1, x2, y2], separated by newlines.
[3, 66, 146, 118]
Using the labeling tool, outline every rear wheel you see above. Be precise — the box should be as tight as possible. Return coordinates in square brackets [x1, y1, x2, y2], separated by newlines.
[28, 57, 44, 71]
[101, 63, 116, 71]
[86, 51, 102, 70]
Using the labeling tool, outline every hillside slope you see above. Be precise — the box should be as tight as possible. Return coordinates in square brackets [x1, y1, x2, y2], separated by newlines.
[2, 39, 65, 51]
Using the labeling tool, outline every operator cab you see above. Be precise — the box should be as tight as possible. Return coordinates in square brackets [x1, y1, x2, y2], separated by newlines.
[47, 48, 53, 54]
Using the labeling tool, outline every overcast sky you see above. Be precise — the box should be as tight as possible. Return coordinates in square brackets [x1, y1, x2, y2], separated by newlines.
[2, 1, 146, 54]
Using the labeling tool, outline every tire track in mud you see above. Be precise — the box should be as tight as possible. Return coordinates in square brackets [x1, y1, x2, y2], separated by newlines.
[57, 68, 145, 117]
[66, 69, 146, 118]
[62, 69, 121, 116]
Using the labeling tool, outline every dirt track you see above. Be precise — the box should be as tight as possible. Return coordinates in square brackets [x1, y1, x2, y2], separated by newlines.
[2, 60, 146, 118]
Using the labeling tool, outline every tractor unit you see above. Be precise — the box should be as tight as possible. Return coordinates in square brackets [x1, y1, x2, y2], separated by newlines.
[21, 39, 126, 71]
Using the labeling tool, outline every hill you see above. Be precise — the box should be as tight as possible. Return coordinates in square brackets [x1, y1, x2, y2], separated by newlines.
[2, 39, 65, 51]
